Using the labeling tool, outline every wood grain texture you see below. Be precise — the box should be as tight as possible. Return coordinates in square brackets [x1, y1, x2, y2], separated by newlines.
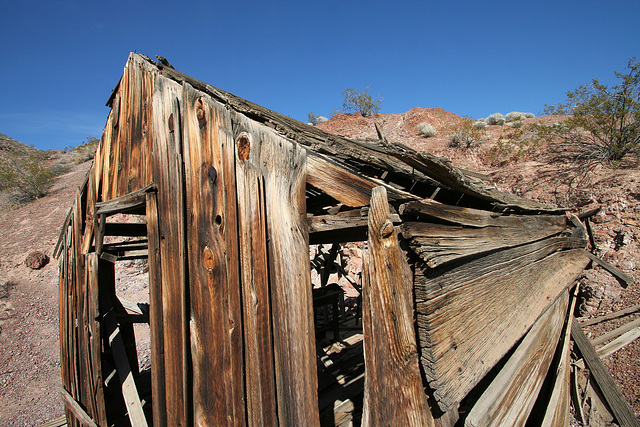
[255, 115, 320, 426]
[150, 74, 190, 426]
[182, 83, 245, 426]
[415, 238, 589, 412]
[307, 152, 416, 207]
[465, 292, 569, 427]
[401, 219, 566, 268]
[361, 186, 434, 427]
[145, 190, 166, 427]
[233, 119, 278, 425]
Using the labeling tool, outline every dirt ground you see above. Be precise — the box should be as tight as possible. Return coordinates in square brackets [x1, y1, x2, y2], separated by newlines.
[0, 161, 91, 426]
[0, 109, 638, 425]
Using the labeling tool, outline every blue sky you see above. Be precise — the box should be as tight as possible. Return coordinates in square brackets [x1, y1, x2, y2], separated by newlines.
[1, 0, 638, 151]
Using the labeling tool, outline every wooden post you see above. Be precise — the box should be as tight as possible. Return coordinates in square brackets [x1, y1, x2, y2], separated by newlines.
[182, 83, 245, 426]
[234, 128, 278, 425]
[362, 186, 434, 426]
[150, 74, 190, 426]
[146, 190, 166, 427]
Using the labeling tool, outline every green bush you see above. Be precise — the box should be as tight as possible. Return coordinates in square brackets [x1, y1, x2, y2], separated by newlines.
[417, 122, 437, 137]
[539, 58, 640, 166]
[486, 113, 505, 125]
[449, 119, 488, 148]
[339, 85, 382, 117]
[0, 151, 67, 201]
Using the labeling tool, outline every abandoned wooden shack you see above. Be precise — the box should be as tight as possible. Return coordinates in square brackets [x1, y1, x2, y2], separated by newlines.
[55, 52, 632, 426]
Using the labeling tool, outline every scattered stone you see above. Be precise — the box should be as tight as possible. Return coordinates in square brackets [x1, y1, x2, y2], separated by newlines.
[25, 251, 49, 270]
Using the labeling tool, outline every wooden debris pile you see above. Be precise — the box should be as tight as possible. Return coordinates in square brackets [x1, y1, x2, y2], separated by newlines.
[56, 53, 638, 426]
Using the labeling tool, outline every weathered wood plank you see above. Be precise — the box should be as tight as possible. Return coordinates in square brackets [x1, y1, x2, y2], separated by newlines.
[182, 83, 245, 426]
[596, 326, 640, 359]
[233, 120, 278, 424]
[150, 74, 190, 426]
[308, 208, 401, 244]
[583, 250, 634, 287]
[580, 303, 640, 326]
[415, 239, 589, 412]
[85, 253, 108, 426]
[59, 386, 98, 427]
[401, 219, 566, 268]
[540, 287, 579, 427]
[145, 190, 166, 427]
[255, 115, 320, 426]
[361, 186, 434, 427]
[592, 316, 640, 346]
[95, 183, 156, 215]
[307, 152, 416, 207]
[400, 199, 566, 229]
[571, 321, 640, 427]
[465, 292, 569, 426]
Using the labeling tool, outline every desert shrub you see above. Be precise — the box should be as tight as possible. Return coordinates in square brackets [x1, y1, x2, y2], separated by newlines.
[505, 111, 535, 122]
[473, 120, 488, 130]
[307, 113, 328, 126]
[486, 113, 505, 125]
[417, 122, 437, 137]
[70, 136, 99, 163]
[449, 119, 487, 148]
[506, 120, 524, 128]
[339, 85, 382, 117]
[538, 58, 640, 167]
[0, 151, 68, 201]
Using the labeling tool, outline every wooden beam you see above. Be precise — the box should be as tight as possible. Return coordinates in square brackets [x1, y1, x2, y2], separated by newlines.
[362, 186, 434, 427]
[583, 250, 634, 288]
[99, 263, 148, 427]
[579, 303, 640, 327]
[592, 316, 640, 346]
[596, 326, 640, 359]
[571, 320, 640, 427]
[145, 190, 166, 427]
[150, 74, 190, 427]
[59, 386, 98, 427]
[95, 182, 156, 215]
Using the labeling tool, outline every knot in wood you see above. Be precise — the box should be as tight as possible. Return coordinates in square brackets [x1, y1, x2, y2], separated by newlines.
[203, 246, 215, 271]
[208, 166, 217, 183]
[237, 135, 250, 161]
[196, 107, 205, 121]
[380, 220, 395, 238]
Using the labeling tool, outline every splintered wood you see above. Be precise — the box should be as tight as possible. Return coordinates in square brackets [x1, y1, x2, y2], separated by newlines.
[362, 187, 434, 426]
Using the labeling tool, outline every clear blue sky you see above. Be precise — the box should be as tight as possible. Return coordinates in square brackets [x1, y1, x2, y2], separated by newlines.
[1, 0, 638, 151]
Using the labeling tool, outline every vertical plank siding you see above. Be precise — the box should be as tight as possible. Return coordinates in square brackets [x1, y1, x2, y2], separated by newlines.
[362, 187, 434, 426]
[182, 83, 245, 426]
[150, 74, 190, 427]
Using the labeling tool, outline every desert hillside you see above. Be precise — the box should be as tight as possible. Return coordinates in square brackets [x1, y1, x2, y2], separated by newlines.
[0, 107, 639, 424]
